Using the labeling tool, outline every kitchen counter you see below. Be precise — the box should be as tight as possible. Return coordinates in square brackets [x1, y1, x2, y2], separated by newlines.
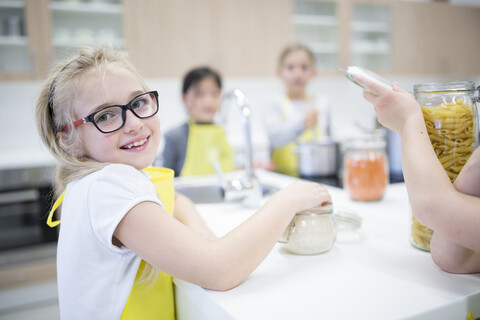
[173, 170, 480, 320]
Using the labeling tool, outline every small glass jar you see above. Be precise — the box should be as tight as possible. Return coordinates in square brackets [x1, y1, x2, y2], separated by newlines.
[278, 204, 336, 255]
[343, 137, 389, 201]
[411, 81, 479, 251]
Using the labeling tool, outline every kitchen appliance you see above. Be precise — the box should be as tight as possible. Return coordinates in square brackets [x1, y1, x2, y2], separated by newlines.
[294, 138, 339, 177]
[0, 166, 57, 252]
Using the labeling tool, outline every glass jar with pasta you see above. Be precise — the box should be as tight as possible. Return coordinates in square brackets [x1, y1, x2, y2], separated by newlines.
[412, 81, 479, 251]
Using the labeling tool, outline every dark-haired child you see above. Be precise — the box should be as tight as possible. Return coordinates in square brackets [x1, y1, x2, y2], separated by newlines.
[162, 67, 234, 176]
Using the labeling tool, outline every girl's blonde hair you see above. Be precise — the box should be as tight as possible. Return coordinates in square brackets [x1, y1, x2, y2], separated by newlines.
[278, 43, 316, 68]
[36, 46, 158, 283]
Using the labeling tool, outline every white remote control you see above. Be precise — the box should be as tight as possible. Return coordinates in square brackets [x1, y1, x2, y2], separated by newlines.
[342, 66, 392, 92]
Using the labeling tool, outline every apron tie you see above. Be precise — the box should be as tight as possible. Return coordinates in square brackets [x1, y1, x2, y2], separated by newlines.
[47, 190, 65, 227]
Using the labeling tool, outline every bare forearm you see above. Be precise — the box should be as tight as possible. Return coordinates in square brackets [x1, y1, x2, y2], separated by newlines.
[454, 148, 480, 196]
[173, 193, 217, 240]
[208, 195, 299, 289]
[399, 116, 455, 225]
[400, 122, 480, 251]
[118, 182, 331, 291]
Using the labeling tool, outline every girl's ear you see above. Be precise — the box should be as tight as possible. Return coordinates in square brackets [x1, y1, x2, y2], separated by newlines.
[56, 131, 85, 157]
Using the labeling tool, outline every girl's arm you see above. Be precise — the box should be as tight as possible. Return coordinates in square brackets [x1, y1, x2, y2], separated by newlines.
[173, 192, 217, 240]
[356, 76, 480, 272]
[114, 180, 331, 291]
[262, 97, 304, 148]
[430, 148, 480, 273]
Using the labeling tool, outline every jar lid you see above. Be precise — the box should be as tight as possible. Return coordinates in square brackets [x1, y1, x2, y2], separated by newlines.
[413, 81, 475, 93]
[296, 204, 333, 215]
[345, 137, 386, 150]
[334, 207, 363, 230]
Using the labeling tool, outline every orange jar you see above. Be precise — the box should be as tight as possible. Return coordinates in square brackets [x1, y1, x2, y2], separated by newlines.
[343, 138, 388, 201]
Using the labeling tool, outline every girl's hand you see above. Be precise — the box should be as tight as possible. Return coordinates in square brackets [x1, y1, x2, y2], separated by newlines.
[355, 76, 422, 134]
[272, 180, 332, 214]
[304, 108, 319, 129]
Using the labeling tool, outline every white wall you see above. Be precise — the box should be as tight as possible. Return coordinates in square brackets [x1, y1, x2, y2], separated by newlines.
[1, 73, 479, 170]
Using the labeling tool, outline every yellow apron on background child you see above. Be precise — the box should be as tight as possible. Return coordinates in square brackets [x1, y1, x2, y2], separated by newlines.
[180, 120, 234, 177]
[271, 96, 323, 177]
[47, 167, 176, 320]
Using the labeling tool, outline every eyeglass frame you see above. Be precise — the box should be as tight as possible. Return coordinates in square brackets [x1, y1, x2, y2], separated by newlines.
[61, 91, 159, 134]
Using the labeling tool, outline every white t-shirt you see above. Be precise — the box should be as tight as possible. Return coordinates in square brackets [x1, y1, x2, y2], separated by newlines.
[56, 164, 164, 319]
[261, 93, 330, 149]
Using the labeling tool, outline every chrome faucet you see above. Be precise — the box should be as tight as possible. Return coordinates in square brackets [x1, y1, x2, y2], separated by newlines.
[217, 89, 262, 207]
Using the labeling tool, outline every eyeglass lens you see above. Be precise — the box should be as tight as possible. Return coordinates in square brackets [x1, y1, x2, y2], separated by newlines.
[93, 92, 158, 133]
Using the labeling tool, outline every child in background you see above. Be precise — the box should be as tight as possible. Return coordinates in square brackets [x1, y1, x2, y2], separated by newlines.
[262, 43, 331, 176]
[37, 47, 332, 319]
[356, 76, 480, 274]
[162, 67, 234, 177]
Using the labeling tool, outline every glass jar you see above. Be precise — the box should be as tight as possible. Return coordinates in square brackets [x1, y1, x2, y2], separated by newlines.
[343, 137, 389, 201]
[278, 204, 336, 255]
[411, 81, 479, 251]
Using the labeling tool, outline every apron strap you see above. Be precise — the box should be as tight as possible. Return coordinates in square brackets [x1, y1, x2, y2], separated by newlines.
[47, 190, 66, 228]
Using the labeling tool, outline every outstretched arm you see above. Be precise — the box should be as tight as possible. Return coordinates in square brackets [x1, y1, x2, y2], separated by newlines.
[356, 76, 480, 273]
[115, 180, 332, 291]
[173, 192, 217, 240]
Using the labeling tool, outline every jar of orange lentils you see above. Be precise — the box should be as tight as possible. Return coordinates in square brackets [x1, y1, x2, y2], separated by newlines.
[343, 137, 389, 201]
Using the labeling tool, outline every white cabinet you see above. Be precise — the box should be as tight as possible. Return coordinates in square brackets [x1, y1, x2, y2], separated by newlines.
[0, 0, 125, 80]
[0, 0, 30, 77]
[291, 0, 392, 72]
[350, 3, 390, 70]
[50, 0, 124, 61]
[292, 0, 338, 71]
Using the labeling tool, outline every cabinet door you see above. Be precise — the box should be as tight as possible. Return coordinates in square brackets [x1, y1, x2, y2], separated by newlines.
[123, 0, 291, 77]
[393, 1, 480, 75]
[49, 0, 124, 63]
[0, 0, 47, 80]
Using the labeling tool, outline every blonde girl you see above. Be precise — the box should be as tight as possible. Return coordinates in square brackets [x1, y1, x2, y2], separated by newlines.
[262, 43, 331, 176]
[37, 47, 332, 319]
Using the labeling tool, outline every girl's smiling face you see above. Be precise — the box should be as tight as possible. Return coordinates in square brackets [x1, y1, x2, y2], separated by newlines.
[73, 66, 161, 170]
[279, 49, 316, 94]
[183, 76, 221, 124]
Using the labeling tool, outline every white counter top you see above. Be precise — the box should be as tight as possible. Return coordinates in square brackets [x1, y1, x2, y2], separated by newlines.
[173, 170, 480, 320]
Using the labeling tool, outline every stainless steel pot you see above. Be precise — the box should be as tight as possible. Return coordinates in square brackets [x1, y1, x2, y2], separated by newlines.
[295, 139, 339, 177]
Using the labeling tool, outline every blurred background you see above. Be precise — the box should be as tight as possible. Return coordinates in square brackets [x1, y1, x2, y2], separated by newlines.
[0, 0, 479, 318]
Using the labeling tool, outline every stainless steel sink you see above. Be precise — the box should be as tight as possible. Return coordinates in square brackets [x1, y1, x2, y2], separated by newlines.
[175, 182, 279, 204]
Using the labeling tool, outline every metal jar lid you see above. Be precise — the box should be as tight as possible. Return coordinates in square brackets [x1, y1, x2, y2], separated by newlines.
[413, 81, 476, 93]
[296, 204, 333, 215]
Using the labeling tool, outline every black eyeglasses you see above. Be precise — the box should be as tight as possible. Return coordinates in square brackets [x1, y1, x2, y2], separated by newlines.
[62, 91, 159, 134]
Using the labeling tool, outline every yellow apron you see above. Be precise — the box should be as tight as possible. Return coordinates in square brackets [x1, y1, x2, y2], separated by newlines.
[47, 167, 176, 320]
[271, 96, 323, 177]
[180, 120, 234, 177]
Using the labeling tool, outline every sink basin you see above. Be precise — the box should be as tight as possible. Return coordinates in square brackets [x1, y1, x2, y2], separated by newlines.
[175, 182, 279, 204]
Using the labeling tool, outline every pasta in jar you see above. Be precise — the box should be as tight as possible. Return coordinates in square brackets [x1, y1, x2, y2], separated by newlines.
[412, 82, 479, 251]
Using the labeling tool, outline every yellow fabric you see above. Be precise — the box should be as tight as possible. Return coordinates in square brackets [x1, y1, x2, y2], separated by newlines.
[121, 167, 175, 320]
[271, 96, 323, 177]
[47, 167, 176, 320]
[180, 120, 234, 177]
[46, 190, 65, 227]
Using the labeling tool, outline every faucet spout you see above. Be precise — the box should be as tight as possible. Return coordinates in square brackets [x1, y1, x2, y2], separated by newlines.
[223, 89, 255, 180]
[221, 89, 261, 207]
